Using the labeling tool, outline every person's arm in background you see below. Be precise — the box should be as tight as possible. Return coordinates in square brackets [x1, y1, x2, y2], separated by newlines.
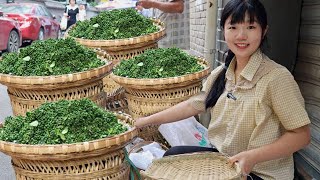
[139, 0, 184, 13]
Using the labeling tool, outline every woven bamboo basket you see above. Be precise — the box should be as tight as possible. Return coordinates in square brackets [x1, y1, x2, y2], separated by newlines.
[65, 19, 165, 60]
[0, 113, 138, 180]
[141, 152, 241, 180]
[0, 57, 112, 116]
[66, 19, 165, 113]
[110, 58, 210, 142]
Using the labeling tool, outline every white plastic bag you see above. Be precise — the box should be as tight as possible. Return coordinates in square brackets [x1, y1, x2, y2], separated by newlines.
[129, 151, 154, 170]
[60, 16, 68, 30]
[159, 116, 212, 147]
[128, 141, 166, 170]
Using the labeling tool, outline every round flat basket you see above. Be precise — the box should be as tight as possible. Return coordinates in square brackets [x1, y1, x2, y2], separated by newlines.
[65, 19, 165, 61]
[110, 58, 210, 142]
[141, 152, 241, 180]
[110, 57, 210, 91]
[66, 20, 164, 114]
[0, 57, 112, 116]
[0, 112, 138, 179]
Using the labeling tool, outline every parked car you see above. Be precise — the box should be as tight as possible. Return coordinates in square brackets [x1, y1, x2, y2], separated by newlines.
[0, 10, 22, 53]
[1, 3, 60, 43]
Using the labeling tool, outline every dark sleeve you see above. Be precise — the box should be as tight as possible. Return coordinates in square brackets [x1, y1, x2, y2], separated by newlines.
[76, 8, 79, 14]
[64, 7, 67, 13]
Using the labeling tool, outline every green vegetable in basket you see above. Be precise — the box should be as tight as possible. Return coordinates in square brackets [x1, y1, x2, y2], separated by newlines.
[0, 99, 127, 145]
[68, 8, 159, 40]
[113, 48, 204, 78]
[0, 38, 105, 76]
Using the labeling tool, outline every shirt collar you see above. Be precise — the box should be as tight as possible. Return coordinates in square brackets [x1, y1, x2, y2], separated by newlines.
[226, 49, 263, 82]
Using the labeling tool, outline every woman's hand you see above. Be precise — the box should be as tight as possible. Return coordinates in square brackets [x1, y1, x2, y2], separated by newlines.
[63, 13, 68, 17]
[229, 150, 257, 178]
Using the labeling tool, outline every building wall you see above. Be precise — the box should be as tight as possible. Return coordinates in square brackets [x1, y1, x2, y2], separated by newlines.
[293, 0, 320, 178]
[189, 0, 207, 57]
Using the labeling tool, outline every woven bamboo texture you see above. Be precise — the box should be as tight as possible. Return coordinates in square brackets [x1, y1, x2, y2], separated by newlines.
[110, 58, 210, 90]
[110, 58, 209, 142]
[141, 153, 241, 180]
[0, 113, 137, 179]
[0, 58, 112, 116]
[106, 87, 129, 113]
[125, 82, 202, 119]
[65, 19, 165, 53]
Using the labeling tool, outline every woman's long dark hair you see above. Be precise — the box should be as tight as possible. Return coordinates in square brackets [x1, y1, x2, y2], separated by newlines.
[205, 0, 268, 108]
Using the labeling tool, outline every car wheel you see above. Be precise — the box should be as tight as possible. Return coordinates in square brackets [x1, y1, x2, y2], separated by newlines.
[38, 28, 44, 40]
[7, 30, 20, 53]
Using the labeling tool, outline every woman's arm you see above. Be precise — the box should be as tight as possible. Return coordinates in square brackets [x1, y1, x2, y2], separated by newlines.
[139, 0, 184, 13]
[229, 125, 311, 175]
[135, 100, 203, 128]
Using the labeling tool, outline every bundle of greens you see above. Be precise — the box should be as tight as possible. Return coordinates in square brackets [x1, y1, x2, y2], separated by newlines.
[113, 48, 204, 78]
[68, 8, 159, 40]
[0, 99, 127, 145]
[0, 38, 105, 76]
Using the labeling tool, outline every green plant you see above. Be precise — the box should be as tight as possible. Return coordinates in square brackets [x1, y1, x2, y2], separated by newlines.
[69, 8, 158, 40]
[0, 38, 105, 76]
[113, 48, 204, 78]
[0, 99, 127, 145]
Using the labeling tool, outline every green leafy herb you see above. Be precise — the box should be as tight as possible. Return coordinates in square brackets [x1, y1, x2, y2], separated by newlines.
[0, 99, 127, 145]
[0, 38, 105, 76]
[113, 48, 204, 78]
[69, 8, 159, 40]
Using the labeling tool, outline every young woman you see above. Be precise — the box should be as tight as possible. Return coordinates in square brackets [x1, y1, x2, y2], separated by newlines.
[64, 0, 79, 29]
[135, 0, 311, 179]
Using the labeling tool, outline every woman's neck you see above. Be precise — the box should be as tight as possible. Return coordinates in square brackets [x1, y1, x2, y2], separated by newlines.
[234, 57, 250, 83]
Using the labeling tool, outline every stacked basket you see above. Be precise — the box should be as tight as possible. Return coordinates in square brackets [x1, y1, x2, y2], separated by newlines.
[0, 113, 138, 180]
[65, 19, 166, 113]
[111, 58, 210, 142]
[0, 56, 112, 116]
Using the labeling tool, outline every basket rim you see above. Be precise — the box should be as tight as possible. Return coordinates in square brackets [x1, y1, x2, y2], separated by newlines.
[142, 152, 241, 179]
[0, 57, 113, 86]
[110, 57, 210, 88]
[66, 19, 165, 47]
[0, 112, 137, 155]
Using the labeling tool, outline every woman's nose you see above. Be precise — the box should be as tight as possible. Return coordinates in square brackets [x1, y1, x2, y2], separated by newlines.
[236, 29, 248, 40]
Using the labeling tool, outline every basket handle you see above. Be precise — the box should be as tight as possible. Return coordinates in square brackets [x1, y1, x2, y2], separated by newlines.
[124, 148, 142, 180]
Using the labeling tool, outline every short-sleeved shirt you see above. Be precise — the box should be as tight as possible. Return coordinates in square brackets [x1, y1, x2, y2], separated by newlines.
[152, 0, 190, 49]
[188, 49, 310, 179]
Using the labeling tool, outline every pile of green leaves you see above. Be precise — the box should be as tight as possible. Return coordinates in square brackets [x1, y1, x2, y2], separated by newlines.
[68, 8, 159, 40]
[0, 99, 127, 145]
[113, 48, 204, 78]
[0, 38, 105, 76]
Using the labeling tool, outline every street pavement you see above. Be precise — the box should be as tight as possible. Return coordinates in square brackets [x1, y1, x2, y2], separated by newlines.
[0, 84, 15, 180]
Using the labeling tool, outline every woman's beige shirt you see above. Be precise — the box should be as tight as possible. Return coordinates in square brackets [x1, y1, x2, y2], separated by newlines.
[188, 50, 310, 180]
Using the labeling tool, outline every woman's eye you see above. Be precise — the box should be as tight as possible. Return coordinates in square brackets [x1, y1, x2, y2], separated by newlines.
[228, 26, 236, 29]
[248, 26, 256, 29]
